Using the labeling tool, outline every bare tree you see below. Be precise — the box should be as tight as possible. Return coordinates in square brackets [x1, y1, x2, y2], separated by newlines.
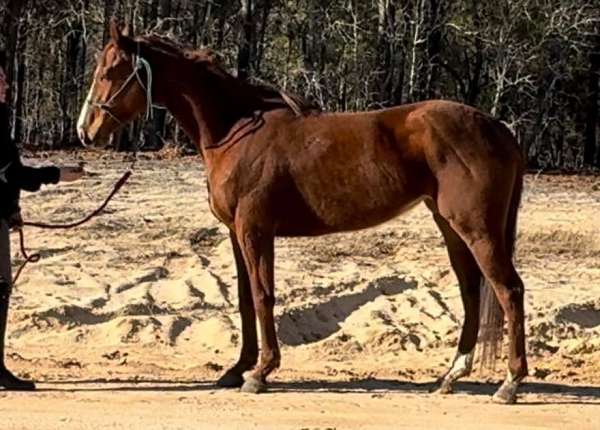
[584, 22, 600, 167]
[0, 0, 596, 170]
[237, 0, 253, 80]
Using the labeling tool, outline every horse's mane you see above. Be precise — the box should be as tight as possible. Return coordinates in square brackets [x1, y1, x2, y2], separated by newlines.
[138, 35, 317, 117]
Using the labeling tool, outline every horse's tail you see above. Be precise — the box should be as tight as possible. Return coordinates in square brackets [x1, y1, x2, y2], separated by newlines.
[478, 134, 524, 371]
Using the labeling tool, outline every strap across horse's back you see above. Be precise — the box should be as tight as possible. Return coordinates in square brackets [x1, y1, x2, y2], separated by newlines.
[204, 112, 266, 150]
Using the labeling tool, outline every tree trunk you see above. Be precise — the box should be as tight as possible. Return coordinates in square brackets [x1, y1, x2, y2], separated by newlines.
[62, 12, 86, 146]
[2, 0, 26, 93]
[584, 29, 600, 167]
[216, 1, 227, 49]
[13, 17, 27, 144]
[372, 0, 395, 107]
[102, 0, 116, 44]
[407, 0, 425, 102]
[254, 0, 272, 75]
[146, 0, 159, 28]
[424, 0, 443, 99]
[2, 0, 27, 139]
[160, 0, 172, 18]
[145, 0, 172, 150]
[191, 1, 204, 46]
[237, 0, 254, 80]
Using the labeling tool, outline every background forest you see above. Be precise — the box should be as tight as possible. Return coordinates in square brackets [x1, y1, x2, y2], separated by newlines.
[1, 0, 599, 170]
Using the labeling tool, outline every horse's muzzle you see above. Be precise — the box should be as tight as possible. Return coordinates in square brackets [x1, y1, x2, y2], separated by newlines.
[77, 128, 92, 147]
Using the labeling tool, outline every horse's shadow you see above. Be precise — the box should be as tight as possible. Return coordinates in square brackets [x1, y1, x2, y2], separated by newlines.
[35, 378, 600, 404]
[270, 379, 600, 405]
[277, 275, 417, 346]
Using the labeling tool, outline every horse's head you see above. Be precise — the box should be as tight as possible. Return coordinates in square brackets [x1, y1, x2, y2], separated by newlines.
[77, 20, 159, 147]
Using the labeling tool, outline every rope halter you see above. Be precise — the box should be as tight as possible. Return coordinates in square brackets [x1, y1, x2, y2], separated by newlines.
[89, 55, 156, 125]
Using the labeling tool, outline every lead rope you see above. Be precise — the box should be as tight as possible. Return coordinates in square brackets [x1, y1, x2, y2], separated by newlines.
[11, 169, 132, 285]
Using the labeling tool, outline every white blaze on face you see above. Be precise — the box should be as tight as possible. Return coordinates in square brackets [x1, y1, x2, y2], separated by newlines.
[76, 78, 98, 144]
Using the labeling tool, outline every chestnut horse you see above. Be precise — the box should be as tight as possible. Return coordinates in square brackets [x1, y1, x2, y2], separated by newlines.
[77, 21, 527, 404]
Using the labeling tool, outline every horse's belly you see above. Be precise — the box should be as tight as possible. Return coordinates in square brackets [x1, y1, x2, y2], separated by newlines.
[315, 192, 422, 231]
[277, 174, 424, 236]
[285, 125, 430, 231]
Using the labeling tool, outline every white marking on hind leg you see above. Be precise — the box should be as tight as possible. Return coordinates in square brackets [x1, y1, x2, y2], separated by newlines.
[435, 349, 474, 394]
[492, 368, 524, 404]
[447, 350, 474, 379]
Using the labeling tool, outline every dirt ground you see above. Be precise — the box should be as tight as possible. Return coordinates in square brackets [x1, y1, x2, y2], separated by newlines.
[2, 381, 599, 430]
[1, 153, 599, 429]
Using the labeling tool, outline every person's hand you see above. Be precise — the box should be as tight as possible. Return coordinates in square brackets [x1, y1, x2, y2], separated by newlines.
[59, 165, 85, 182]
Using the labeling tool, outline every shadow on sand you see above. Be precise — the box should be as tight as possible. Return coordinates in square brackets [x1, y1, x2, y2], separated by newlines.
[277, 275, 417, 346]
[33, 378, 600, 404]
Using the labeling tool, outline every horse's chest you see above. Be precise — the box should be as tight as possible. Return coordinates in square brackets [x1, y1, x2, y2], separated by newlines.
[206, 179, 236, 228]
[207, 194, 230, 226]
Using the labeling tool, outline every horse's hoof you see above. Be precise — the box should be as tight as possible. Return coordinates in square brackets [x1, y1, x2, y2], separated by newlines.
[240, 376, 266, 394]
[429, 376, 453, 394]
[491, 382, 518, 404]
[216, 370, 244, 388]
[433, 381, 453, 395]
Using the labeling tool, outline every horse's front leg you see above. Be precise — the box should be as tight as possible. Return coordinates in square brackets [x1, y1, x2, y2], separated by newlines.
[235, 221, 279, 394]
[217, 231, 259, 388]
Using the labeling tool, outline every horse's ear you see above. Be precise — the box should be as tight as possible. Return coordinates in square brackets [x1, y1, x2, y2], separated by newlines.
[109, 18, 121, 44]
[109, 18, 136, 54]
[122, 21, 135, 38]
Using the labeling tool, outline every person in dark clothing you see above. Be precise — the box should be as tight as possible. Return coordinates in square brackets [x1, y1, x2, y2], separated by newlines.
[0, 52, 83, 390]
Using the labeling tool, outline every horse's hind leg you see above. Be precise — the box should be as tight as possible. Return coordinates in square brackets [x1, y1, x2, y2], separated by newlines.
[437, 183, 527, 404]
[217, 232, 259, 388]
[431, 212, 482, 394]
[466, 235, 527, 404]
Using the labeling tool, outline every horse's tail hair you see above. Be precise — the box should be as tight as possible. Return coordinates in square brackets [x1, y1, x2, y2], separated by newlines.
[478, 279, 504, 371]
[478, 135, 524, 372]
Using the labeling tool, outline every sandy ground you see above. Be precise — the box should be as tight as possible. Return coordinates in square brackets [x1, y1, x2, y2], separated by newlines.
[2, 153, 599, 428]
[2, 381, 599, 430]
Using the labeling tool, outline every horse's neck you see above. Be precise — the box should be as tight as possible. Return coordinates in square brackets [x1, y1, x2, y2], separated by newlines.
[164, 80, 248, 157]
